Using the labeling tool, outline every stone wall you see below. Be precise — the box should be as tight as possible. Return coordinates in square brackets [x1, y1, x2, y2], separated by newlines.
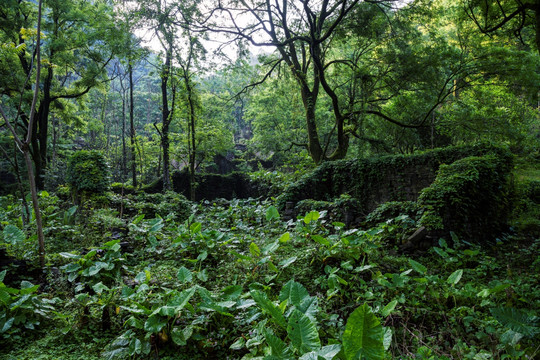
[278, 144, 513, 222]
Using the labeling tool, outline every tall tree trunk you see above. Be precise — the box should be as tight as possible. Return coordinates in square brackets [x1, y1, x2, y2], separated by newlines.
[121, 92, 127, 182]
[129, 63, 137, 188]
[300, 88, 324, 164]
[161, 49, 172, 191]
[185, 74, 196, 201]
[34, 66, 54, 190]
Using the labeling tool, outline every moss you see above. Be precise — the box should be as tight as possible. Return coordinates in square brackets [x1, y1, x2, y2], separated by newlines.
[110, 182, 136, 195]
[418, 154, 514, 242]
[277, 143, 512, 215]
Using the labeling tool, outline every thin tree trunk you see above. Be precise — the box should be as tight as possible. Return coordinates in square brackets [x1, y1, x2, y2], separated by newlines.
[121, 91, 127, 182]
[129, 63, 137, 188]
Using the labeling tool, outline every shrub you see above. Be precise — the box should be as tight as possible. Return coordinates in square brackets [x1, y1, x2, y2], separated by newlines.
[66, 151, 110, 195]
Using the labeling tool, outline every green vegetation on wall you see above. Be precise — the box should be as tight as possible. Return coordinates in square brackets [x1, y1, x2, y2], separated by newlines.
[66, 151, 111, 195]
[418, 154, 514, 242]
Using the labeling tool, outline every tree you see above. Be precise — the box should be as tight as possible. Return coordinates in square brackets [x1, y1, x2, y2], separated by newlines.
[197, 0, 476, 163]
[0, 0, 121, 189]
[464, 0, 540, 53]
[0, 0, 46, 268]
[136, 0, 182, 190]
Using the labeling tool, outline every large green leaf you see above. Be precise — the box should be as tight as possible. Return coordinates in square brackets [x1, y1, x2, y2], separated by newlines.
[446, 269, 463, 285]
[342, 304, 385, 360]
[177, 267, 193, 283]
[298, 345, 341, 360]
[251, 290, 287, 329]
[304, 211, 320, 224]
[381, 300, 397, 318]
[279, 280, 310, 308]
[3, 225, 25, 244]
[490, 307, 539, 337]
[171, 326, 193, 346]
[250, 242, 261, 257]
[167, 287, 196, 309]
[408, 259, 427, 275]
[287, 309, 321, 354]
[264, 329, 293, 359]
[266, 206, 280, 221]
[280, 280, 318, 321]
[144, 314, 168, 333]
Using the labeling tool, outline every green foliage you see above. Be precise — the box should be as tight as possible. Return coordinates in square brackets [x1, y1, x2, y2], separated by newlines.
[364, 201, 422, 226]
[342, 304, 385, 360]
[418, 154, 513, 241]
[278, 143, 511, 214]
[0, 270, 57, 339]
[66, 151, 111, 195]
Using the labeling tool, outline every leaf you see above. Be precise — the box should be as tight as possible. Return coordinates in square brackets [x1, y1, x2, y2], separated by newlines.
[279, 232, 290, 243]
[312, 235, 331, 247]
[304, 211, 320, 224]
[167, 287, 196, 309]
[317, 344, 342, 359]
[266, 206, 280, 221]
[433, 247, 448, 258]
[249, 242, 261, 258]
[408, 259, 427, 275]
[20, 281, 39, 295]
[263, 241, 280, 255]
[59, 252, 81, 259]
[3, 225, 25, 244]
[383, 327, 392, 351]
[287, 309, 321, 353]
[0, 288, 10, 305]
[0, 270, 6, 283]
[279, 280, 310, 308]
[447, 269, 463, 285]
[190, 222, 202, 233]
[250, 290, 287, 329]
[152, 306, 176, 317]
[222, 285, 243, 300]
[342, 303, 385, 360]
[1, 317, 15, 333]
[92, 282, 110, 295]
[131, 214, 145, 225]
[278, 256, 297, 269]
[197, 269, 208, 282]
[66, 205, 78, 217]
[230, 250, 252, 261]
[264, 329, 292, 358]
[144, 314, 168, 333]
[381, 300, 397, 317]
[229, 337, 245, 350]
[490, 307, 539, 337]
[177, 267, 193, 283]
[148, 217, 164, 233]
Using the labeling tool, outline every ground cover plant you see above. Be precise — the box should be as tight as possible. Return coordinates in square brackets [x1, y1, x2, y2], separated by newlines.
[1, 0, 539, 358]
[1, 171, 539, 359]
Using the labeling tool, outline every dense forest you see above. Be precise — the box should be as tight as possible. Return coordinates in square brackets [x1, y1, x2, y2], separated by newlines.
[0, 0, 539, 359]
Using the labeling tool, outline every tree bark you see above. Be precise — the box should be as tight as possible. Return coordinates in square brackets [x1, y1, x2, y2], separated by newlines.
[129, 63, 137, 188]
